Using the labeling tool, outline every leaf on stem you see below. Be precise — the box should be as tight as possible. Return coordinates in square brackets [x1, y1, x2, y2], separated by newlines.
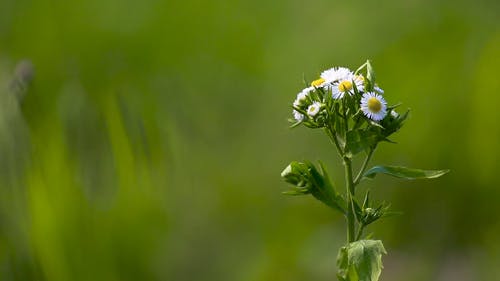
[363, 165, 449, 180]
[366, 60, 376, 86]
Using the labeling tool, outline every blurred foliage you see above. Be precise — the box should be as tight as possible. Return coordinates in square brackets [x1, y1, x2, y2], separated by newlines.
[0, 0, 499, 280]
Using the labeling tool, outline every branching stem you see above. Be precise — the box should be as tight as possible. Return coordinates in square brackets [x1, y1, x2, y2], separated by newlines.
[355, 224, 365, 241]
[354, 148, 375, 186]
[325, 125, 343, 157]
[344, 157, 356, 243]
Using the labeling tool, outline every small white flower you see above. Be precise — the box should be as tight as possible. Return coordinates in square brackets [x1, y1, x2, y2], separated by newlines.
[353, 75, 365, 92]
[307, 102, 322, 117]
[310, 78, 326, 88]
[331, 73, 364, 99]
[320, 67, 352, 84]
[294, 87, 312, 104]
[293, 109, 304, 122]
[360, 92, 387, 121]
[390, 110, 399, 118]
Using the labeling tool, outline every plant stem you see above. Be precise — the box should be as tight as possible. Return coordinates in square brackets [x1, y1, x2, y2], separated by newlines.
[325, 125, 343, 157]
[355, 224, 365, 241]
[353, 148, 375, 186]
[344, 157, 356, 243]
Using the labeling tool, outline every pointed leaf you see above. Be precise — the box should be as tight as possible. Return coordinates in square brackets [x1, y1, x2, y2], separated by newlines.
[363, 165, 449, 180]
[362, 191, 370, 210]
[309, 162, 346, 213]
[282, 189, 310, 196]
[367, 60, 376, 86]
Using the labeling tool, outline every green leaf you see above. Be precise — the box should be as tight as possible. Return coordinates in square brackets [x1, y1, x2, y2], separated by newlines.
[345, 129, 379, 156]
[336, 246, 350, 281]
[366, 60, 375, 86]
[362, 191, 370, 209]
[288, 120, 302, 128]
[352, 199, 363, 223]
[354, 61, 368, 75]
[363, 165, 449, 180]
[281, 189, 309, 196]
[337, 240, 387, 281]
[379, 109, 409, 138]
[309, 162, 346, 213]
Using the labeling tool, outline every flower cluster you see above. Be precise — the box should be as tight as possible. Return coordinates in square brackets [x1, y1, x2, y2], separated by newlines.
[281, 60, 448, 281]
[291, 63, 391, 128]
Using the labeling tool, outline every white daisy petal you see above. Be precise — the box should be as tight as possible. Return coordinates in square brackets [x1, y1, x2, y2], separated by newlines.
[360, 92, 387, 121]
[374, 86, 384, 94]
[320, 67, 352, 83]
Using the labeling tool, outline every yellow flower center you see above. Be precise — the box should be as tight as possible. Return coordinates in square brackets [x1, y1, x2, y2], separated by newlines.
[367, 97, 382, 113]
[311, 78, 325, 87]
[337, 80, 353, 92]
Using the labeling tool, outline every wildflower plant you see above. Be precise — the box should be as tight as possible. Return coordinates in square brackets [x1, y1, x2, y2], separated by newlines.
[281, 60, 448, 281]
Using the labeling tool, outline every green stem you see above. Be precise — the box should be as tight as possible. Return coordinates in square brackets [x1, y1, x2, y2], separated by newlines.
[355, 224, 365, 241]
[353, 148, 375, 186]
[344, 157, 356, 243]
[325, 125, 343, 157]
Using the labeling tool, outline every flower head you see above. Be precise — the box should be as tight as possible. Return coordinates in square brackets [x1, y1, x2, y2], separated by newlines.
[320, 67, 352, 84]
[307, 102, 323, 117]
[331, 73, 364, 99]
[292, 87, 314, 122]
[360, 92, 387, 121]
[294, 88, 310, 105]
[293, 87, 313, 108]
[310, 78, 326, 88]
[293, 109, 304, 122]
[353, 75, 365, 92]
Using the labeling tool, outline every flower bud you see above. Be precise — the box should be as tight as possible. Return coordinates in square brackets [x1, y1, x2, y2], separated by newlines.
[365, 207, 375, 215]
[281, 161, 311, 188]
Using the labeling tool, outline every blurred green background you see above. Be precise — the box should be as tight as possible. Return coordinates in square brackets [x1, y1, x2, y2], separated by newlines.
[0, 0, 499, 280]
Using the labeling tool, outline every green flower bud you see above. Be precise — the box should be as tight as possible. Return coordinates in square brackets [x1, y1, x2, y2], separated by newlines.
[364, 207, 375, 216]
[281, 161, 311, 188]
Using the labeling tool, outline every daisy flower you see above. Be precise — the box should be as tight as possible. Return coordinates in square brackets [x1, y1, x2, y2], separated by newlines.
[353, 75, 365, 92]
[307, 67, 352, 91]
[293, 109, 304, 122]
[331, 73, 364, 99]
[360, 92, 387, 121]
[320, 67, 352, 84]
[294, 87, 313, 105]
[307, 102, 322, 117]
[292, 87, 314, 122]
[310, 78, 326, 88]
